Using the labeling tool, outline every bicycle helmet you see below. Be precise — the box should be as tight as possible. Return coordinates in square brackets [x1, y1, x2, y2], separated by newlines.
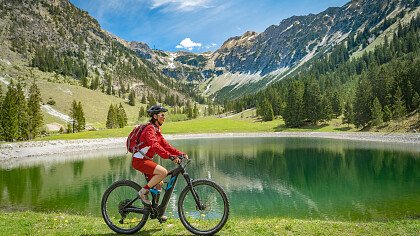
[147, 104, 168, 116]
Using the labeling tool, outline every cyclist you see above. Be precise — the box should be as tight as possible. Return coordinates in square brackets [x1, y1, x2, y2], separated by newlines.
[132, 105, 188, 211]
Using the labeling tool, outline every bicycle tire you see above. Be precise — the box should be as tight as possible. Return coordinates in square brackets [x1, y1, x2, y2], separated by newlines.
[101, 180, 149, 234]
[178, 179, 229, 235]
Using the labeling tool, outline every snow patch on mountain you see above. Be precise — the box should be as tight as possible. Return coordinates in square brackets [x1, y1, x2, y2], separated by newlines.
[58, 86, 73, 95]
[42, 105, 72, 122]
[204, 83, 212, 94]
[0, 59, 11, 66]
[167, 52, 177, 69]
[0, 76, 10, 85]
[281, 24, 294, 34]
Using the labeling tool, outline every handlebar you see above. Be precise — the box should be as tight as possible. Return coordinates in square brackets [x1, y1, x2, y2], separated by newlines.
[177, 154, 190, 168]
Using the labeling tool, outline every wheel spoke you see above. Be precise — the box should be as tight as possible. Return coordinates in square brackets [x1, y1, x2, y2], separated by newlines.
[101, 180, 148, 234]
[178, 180, 229, 235]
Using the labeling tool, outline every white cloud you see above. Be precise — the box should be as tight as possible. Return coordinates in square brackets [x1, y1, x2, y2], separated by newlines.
[151, 0, 212, 12]
[176, 38, 202, 51]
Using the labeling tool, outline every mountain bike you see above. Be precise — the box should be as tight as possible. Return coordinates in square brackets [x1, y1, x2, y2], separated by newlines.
[101, 156, 229, 235]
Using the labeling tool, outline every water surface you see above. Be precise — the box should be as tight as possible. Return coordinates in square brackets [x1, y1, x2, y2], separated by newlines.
[1, 137, 419, 221]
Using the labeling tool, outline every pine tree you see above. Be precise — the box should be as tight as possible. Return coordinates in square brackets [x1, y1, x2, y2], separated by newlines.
[128, 90, 136, 106]
[0, 86, 4, 140]
[106, 104, 116, 129]
[77, 101, 86, 131]
[67, 122, 72, 133]
[392, 86, 406, 120]
[332, 91, 343, 118]
[2, 82, 19, 141]
[148, 94, 156, 107]
[371, 97, 383, 126]
[207, 103, 214, 116]
[70, 100, 85, 132]
[118, 103, 128, 128]
[303, 79, 322, 124]
[283, 81, 305, 127]
[383, 105, 392, 122]
[320, 95, 333, 123]
[412, 92, 419, 111]
[16, 81, 29, 140]
[413, 91, 420, 122]
[70, 100, 78, 132]
[138, 106, 146, 120]
[81, 75, 88, 88]
[186, 101, 193, 119]
[353, 76, 373, 128]
[27, 80, 44, 139]
[193, 103, 199, 118]
[343, 102, 354, 127]
[261, 98, 274, 121]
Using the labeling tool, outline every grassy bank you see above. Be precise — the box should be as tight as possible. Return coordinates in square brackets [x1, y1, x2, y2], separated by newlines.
[34, 108, 418, 141]
[36, 116, 359, 141]
[0, 211, 418, 235]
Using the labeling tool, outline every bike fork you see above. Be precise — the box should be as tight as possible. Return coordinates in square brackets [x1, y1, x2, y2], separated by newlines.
[185, 174, 205, 211]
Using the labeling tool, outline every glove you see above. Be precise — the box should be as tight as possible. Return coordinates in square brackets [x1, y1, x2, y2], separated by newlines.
[169, 155, 181, 164]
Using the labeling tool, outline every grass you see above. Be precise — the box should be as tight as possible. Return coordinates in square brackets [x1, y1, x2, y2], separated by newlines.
[35, 113, 361, 141]
[33, 109, 420, 142]
[0, 211, 418, 236]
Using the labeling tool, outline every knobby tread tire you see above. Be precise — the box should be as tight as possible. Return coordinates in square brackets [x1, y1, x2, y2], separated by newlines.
[101, 180, 148, 234]
[178, 179, 230, 235]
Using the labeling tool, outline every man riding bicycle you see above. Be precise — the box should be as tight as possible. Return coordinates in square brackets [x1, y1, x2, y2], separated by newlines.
[132, 105, 188, 220]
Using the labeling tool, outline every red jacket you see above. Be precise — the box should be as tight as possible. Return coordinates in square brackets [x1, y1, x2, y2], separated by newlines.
[138, 123, 183, 159]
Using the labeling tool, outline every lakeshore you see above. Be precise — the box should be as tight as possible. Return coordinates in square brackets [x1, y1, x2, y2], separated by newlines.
[1, 132, 419, 161]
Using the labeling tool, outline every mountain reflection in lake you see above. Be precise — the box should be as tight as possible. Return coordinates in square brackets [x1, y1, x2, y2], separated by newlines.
[1, 137, 419, 221]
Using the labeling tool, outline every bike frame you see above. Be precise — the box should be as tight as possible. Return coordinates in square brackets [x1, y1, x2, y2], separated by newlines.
[123, 159, 203, 220]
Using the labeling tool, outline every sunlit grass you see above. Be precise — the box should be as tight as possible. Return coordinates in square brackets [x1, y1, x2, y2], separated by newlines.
[0, 211, 418, 235]
[36, 114, 362, 141]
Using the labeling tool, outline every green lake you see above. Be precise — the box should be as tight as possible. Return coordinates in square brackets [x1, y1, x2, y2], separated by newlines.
[1, 137, 419, 221]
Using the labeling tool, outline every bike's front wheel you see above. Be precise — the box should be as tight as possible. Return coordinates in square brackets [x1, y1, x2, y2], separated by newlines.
[178, 179, 229, 235]
[101, 180, 149, 234]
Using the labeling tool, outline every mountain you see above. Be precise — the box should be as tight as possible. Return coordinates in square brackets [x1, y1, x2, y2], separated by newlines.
[130, 0, 420, 102]
[1, 0, 419, 105]
[210, 0, 420, 100]
[0, 0, 190, 104]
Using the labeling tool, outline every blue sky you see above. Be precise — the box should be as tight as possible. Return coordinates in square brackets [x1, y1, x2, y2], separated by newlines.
[69, 0, 349, 52]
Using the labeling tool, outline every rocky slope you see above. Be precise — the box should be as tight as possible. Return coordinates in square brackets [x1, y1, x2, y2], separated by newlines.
[130, 0, 420, 101]
[0, 0, 186, 101]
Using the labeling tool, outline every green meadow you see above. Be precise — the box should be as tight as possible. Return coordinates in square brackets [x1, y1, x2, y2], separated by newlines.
[36, 115, 361, 141]
[1, 211, 418, 236]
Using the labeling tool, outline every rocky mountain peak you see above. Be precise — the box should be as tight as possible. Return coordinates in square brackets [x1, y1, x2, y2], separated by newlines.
[219, 31, 258, 50]
[129, 41, 153, 59]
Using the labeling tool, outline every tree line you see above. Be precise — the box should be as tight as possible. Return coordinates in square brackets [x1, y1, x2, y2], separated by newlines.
[0, 80, 43, 141]
[106, 103, 128, 129]
[226, 14, 420, 128]
[68, 100, 86, 133]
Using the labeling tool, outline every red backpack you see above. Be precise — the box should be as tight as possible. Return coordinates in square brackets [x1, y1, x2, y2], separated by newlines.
[126, 123, 150, 153]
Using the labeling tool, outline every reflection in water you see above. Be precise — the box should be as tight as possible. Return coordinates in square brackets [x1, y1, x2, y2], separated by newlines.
[0, 137, 419, 221]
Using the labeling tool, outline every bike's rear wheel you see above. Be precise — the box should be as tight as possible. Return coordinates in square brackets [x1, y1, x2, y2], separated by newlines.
[178, 179, 229, 235]
[101, 180, 149, 234]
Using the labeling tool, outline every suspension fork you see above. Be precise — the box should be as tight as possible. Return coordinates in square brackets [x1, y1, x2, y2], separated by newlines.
[183, 173, 205, 211]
